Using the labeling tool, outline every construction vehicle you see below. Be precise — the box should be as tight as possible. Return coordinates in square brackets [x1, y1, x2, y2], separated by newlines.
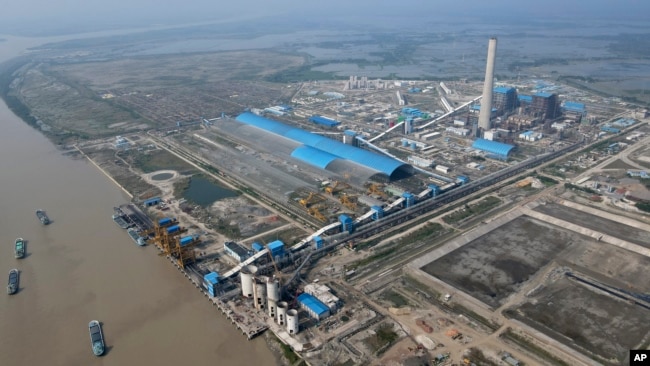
[367, 183, 388, 199]
[299, 192, 325, 208]
[339, 194, 358, 210]
[307, 205, 328, 222]
[325, 181, 350, 195]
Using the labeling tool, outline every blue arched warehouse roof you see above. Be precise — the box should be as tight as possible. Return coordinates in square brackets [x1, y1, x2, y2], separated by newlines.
[236, 112, 412, 179]
[471, 138, 515, 158]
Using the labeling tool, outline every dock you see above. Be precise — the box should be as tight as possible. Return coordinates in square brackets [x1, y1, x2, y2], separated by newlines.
[153, 241, 269, 339]
[117, 204, 154, 233]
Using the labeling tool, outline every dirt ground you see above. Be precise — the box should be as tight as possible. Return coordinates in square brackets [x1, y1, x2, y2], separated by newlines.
[534, 202, 650, 248]
[421, 215, 576, 308]
[506, 275, 650, 364]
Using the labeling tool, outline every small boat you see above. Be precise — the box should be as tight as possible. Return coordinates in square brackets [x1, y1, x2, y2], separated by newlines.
[7, 269, 19, 295]
[15, 238, 25, 259]
[88, 320, 105, 356]
[127, 228, 146, 246]
[36, 209, 50, 225]
[112, 213, 131, 229]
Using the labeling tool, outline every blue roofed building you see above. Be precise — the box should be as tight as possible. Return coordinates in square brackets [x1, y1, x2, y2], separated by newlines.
[267, 240, 285, 257]
[563, 101, 585, 114]
[297, 293, 330, 320]
[472, 138, 515, 160]
[236, 112, 413, 181]
[309, 115, 340, 128]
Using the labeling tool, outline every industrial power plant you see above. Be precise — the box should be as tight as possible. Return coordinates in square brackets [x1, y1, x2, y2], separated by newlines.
[88, 33, 650, 366]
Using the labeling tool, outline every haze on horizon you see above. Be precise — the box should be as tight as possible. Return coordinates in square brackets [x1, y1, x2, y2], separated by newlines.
[1, 0, 649, 37]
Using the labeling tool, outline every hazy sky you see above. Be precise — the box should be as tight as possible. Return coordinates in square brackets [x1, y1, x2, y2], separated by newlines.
[1, 0, 649, 35]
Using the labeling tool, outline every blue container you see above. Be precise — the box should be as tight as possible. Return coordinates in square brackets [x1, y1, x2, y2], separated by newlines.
[158, 217, 172, 226]
[180, 236, 195, 246]
[166, 225, 180, 234]
[252, 242, 264, 252]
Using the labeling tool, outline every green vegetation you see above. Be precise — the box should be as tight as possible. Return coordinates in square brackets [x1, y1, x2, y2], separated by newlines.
[129, 149, 195, 173]
[349, 248, 396, 270]
[255, 228, 305, 247]
[500, 328, 571, 366]
[534, 174, 559, 186]
[172, 176, 191, 197]
[564, 183, 599, 195]
[442, 196, 502, 224]
[397, 223, 445, 245]
[264, 59, 341, 83]
[450, 303, 500, 331]
[636, 202, 650, 213]
[466, 348, 501, 366]
[364, 324, 398, 354]
[380, 289, 410, 308]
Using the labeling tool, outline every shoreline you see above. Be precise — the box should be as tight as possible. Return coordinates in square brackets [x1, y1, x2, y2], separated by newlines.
[75, 145, 134, 199]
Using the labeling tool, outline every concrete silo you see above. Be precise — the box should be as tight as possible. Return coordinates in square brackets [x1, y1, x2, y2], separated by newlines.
[276, 301, 288, 326]
[240, 267, 255, 298]
[286, 309, 299, 335]
[253, 281, 267, 310]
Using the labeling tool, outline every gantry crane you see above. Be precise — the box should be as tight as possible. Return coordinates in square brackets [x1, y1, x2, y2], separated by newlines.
[170, 234, 200, 269]
[299, 192, 325, 208]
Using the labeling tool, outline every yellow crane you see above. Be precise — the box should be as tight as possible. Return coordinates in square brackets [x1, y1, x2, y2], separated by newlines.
[307, 205, 328, 222]
[299, 192, 325, 207]
[325, 181, 350, 195]
[367, 183, 388, 199]
[339, 194, 358, 210]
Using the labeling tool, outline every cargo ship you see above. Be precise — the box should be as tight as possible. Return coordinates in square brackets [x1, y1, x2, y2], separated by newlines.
[14, 238, 25, 259]
[127, 228, 146, 246]
[88, 320, 105, 356]
[7, 269, 19, 295]
[36, 209, 50, 225]
[112, 213, 131, 229]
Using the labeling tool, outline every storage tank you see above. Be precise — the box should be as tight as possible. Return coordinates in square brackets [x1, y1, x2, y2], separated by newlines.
[240, 267, 255, 298]
[267, 299, 277, 318]
[276, 301, 288, 325]
[410, 142, 417, 150]
[287, 309, 299, 335]
[266, 278, 280, 302]
[253, 282, 267, 310]
[402, 139, 409, 147]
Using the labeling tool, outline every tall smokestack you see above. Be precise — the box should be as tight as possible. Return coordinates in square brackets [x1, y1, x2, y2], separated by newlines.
[478, 37, 498, 131]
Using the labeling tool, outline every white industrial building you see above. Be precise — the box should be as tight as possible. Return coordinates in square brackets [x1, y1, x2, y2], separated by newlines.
[435, 165, 451, 174]
[420, 132, 441, 141]
[407, 155, 434, 168]
[445, 127, 470, 136]
[304, 283, 339, 313]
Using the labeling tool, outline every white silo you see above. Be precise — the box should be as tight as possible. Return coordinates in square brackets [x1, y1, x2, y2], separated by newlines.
[287, 309, 299, 335]
[266, 278, 280, 303]
[253, 282, 267, 310]
[240, 268, 254, 298]
[276, 301, 288, 326]
[267, 299, 277, 318]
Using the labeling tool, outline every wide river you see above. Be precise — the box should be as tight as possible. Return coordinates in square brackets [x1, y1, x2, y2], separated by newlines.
[0, 35, 275, 366]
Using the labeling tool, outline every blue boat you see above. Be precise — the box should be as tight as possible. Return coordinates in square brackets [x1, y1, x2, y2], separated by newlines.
[7, 269, 19, 295]
[88, 320, 105, 356]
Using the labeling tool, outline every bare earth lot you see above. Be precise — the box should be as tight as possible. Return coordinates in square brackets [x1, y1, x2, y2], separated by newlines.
[533, 202, 650, 248]
[421, 215, 576, 308]
[505, 275, 650, 364]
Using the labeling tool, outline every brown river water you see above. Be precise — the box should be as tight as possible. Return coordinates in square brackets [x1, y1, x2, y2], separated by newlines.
[0, 35, 276, 366]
